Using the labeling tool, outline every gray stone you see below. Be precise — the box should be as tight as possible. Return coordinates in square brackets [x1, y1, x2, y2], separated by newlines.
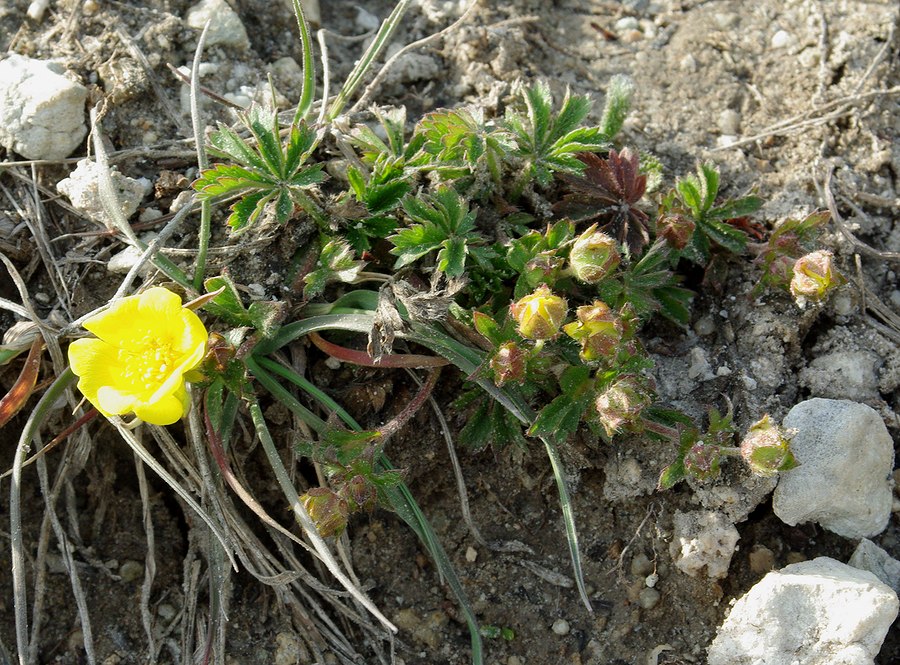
[849, 539, 900, 595]
[0, 54, 87, 160]
[708, 557, 898, 665]
[186, 0, 249, 50]
[773, 399, 894, 539]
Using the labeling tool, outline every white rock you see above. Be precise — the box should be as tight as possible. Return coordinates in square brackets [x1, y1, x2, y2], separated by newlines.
[687, 347, 714, 381]
[186, 0, 249, 50]
[799, 351, 881, 401]
[773, 399, 894, 539]
[57, 159, 151, 228]
[0, 54, 87, 160]
[669, 510, 739, 579]
[770, 29, 795, 49]
[849, 539, 900, 595]
[717, 109, 741, 135]
[708, 557, 898, 665]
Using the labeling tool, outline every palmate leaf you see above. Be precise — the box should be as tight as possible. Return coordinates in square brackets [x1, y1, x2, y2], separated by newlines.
[389, 187, 489, 275]
[505, 81, 607, 198]
[246, 105, 285, 177]
[529, 366, 594, 439]
[208, 125, 269, 170]
[193, 164, 273, 198]
[228, 191, 273, 231]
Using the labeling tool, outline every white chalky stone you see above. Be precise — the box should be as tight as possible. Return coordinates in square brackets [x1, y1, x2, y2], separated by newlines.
[708, 557, 898, 665]
[773, 399, 894, 539]
[0, 54, 87, 160]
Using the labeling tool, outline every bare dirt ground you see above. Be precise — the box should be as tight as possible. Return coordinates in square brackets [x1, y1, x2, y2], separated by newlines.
[1, 1, 899, 664]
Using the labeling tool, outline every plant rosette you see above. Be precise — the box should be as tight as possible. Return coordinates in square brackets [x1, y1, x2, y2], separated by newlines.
[68, 287, 209, 425]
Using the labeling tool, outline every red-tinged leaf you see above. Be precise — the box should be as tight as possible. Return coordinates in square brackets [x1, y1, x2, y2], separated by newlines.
[0, 338, 43, 428]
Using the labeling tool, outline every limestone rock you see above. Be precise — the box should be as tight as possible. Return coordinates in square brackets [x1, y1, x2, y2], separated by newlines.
[186, 0, 249, 50]
[708, 557, 898, 665]
[773, 399, 894, 539]
[57, 159, 151, 229]
[669, 510, 739, 579]
[0, 54, 87, 160]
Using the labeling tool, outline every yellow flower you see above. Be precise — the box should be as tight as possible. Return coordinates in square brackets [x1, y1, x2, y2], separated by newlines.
[68, 287, 208, 426]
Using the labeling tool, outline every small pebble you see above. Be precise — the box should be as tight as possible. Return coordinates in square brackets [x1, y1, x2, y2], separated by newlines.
[118, 560, 143, 583]
[717, 109, 741, 135]
[638, 587, 661, 610]
[645, 572, 659, 588]
[679, 54, 698, 72]
[552, 618, 570, 636]
[465, 546, 478, 563]
[771, 29, 795, 49]
[630, 552, 654, 577]
[694, 315, 716, 336]
[785, 551, 807, 565]
[614, 17, 640, 31]
[507, 657, 524, 665]
[748, 544, 776, 574]
[157, 603, 176, 621]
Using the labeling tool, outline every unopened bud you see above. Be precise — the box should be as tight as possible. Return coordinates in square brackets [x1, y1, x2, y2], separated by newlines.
[595, 375, 653, 437]
[523, 252, 563, 288]
[683, 441, 722, 481]
[301, 488, 349, 538]
[569, 225, 620, 283]
[509, 285, 567, 341]
[339, 474, 377, 512]
[739, 414, 798, 477]
[489, 341, 528, 386]
[563, 301, 622, 363]
[656, 213, 695, 250]
[790, 250, 842, 306]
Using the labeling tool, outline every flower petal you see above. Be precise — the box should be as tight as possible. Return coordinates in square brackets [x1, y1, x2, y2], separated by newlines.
[96, 385, 137, 417]
[133, 386, 190, 425]
[83, 288, 183, 348]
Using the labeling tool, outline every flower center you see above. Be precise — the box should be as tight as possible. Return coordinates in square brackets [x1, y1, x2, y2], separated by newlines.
[119, 336, 178, 394]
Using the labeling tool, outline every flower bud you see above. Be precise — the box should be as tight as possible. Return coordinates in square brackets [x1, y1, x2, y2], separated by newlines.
[656, 213, 695, 250]
[739, 414, 798, 477]
[523, 252, 563, 288]
[683, 441, 722, 481]
[569, 225, 620, 283]
[509, 285, 567, 341]
[489, 341, 528, 386]
[790, 250, 842, 306]
[339, 474, 378, 513]
[563, 301, 622, 363]
[594, 375, 653, 437]
[301, 488, 349, 538]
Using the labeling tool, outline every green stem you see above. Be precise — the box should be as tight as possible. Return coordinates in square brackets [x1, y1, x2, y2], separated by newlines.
[325, 0, 414, 121]
[245, 356, 327, 435]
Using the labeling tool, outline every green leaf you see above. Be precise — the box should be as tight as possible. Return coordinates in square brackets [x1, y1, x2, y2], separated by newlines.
[438, 236, 467, 276]
[275, 188, 293, 224]
[708, 195, 763, 220]
[248, 300, 284, 338]
[529, 366, 593, 438]
[524, 81, 553, 149]
[552, 92, 592, 140]
[227, 191, 272, 231]
[193, 164, 272, 198]
[389, 224, 444, 267]
[208, 125, 269, 170]
[653, 286, 694, 325]
[246, 106, 285, 177]
[203, 274, 252, 326]
[657, 460, 686, 490]
[676, 176, 703, 216]
[699, 162, 720, 212]
[288, 164, 326, 188]
[599, 75, 633, 139]
[284, 122, 318, 175]
[701, 218, 747, 254]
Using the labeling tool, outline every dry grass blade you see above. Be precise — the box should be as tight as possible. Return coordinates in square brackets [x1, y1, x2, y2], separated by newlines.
[819, 167, 900, 262]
